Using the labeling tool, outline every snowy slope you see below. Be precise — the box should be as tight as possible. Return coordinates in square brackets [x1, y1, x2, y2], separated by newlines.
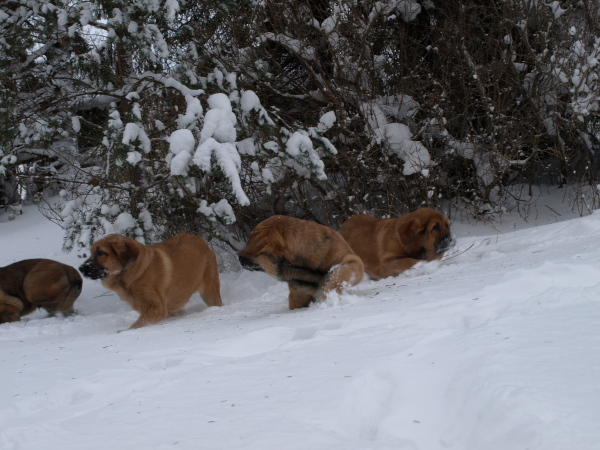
[0, 199, 599, 450]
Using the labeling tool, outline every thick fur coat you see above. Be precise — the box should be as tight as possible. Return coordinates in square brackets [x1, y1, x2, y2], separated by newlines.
[79, 233, 222, 329]
[340, 208, 455, 280]
[238, 216, 364, 309]
[0, 259, 82, 324]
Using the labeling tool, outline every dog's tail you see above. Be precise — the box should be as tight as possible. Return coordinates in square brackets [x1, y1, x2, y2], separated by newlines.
[273, 196, 291, 216]
[272, 195, 326, 225]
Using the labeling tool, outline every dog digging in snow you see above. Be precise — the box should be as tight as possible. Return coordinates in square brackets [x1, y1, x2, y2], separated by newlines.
[340, 207, 456, 280]
[0, 259, 82, 324]
[79, 233, 222, 329]
[238, 215, 364, 309]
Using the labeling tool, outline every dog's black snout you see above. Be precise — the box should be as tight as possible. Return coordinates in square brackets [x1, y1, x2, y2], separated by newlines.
[238, 255, 263, 272]
[436, 234, 457, 254]
[79, 261, 105, 280]
[78, 262, 91, 276]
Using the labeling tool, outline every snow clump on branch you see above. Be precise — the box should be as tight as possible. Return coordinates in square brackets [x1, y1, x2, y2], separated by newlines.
[362, 102, 431, 177]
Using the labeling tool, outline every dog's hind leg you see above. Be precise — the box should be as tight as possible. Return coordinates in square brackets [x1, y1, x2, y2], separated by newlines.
[198, 258, 223, 307]
[23, 266, 75, 316]
[318, 254, 364, 299]
[47, 267, 83, 316]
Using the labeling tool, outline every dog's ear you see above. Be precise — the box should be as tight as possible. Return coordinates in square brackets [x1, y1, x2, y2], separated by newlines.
[110, 238, 140, 269]
[238, 233, 263, 258]
[239, 227, 285, 257]
[399, 217, 425, 245]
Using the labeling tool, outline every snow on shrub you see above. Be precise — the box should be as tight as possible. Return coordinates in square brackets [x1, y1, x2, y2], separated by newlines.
[363, 102, 432, 177]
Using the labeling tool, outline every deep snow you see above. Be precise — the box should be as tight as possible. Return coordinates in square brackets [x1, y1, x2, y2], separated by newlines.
[1, 191, 599, 450]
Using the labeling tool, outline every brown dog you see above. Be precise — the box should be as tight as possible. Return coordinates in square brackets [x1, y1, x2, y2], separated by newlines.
[340, 207, 456, 280]
[238, 216, 364, 309]
[0, 259, 82, 324]
[79, 233, 222, 329]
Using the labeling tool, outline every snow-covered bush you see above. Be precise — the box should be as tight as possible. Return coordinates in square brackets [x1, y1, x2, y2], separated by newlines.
[54, 66, 337, 252]
[0, 0, 338, 251]
[2, 0, 600, 246]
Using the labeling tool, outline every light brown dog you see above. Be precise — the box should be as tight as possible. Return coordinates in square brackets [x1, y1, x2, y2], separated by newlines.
[238, 215, 364, 309]
[340, 207, 456, 280]
[79, 233, 222, 329]
[0, 259, 82, 324]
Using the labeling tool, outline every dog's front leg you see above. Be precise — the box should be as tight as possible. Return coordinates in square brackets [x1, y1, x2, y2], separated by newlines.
[277, 259, 324, 284]
[127, 292, 168, 329]
[288, 286, 316, 309]
[128, 312, 165, 329]
[287, 279, 320, 294]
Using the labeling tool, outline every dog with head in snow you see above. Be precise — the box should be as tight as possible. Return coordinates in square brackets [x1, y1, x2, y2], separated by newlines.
[238, 215, 364, 309]
[0, 259, 82, 324]
[340, 207, 455, 280]
[79, 233, 222, 329]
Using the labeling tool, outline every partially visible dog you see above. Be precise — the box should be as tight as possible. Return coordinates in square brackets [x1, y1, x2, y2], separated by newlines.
[79, 233, 222, 329]
[238, 216, 364, 309]
[0, 259, 82, 324]
[340, 207, 456, 280]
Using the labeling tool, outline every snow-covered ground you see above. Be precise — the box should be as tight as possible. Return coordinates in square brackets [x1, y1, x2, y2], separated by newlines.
[1, 190, 599, 450]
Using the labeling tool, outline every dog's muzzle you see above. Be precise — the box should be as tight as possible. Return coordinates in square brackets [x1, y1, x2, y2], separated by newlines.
[435, 234, 457, 255]
[238, 255, 264, 272]
[79, 261, 107, 280]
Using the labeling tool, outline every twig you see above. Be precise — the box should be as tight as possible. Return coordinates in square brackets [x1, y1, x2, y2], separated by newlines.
[545, 205, 562, 216]
[442, 243, 474, 261]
